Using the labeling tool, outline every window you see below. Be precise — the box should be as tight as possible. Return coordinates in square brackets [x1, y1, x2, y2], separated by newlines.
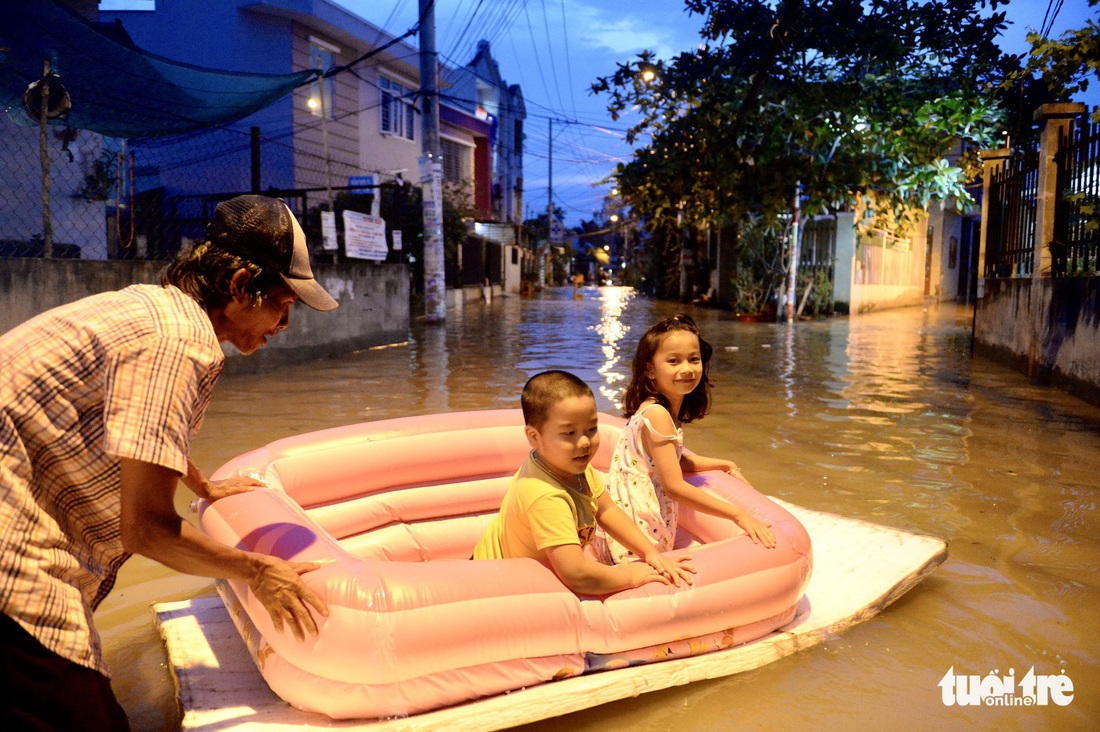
[380, 77, 415, 140]
[440, 138, 471, 184]
[309, 42, 337, 119]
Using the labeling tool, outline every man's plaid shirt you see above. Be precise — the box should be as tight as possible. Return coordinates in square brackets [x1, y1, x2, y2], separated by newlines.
[1, 284, 223, 674]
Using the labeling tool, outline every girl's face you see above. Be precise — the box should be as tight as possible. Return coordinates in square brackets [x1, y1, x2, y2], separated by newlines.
[645, 330, 703, 400]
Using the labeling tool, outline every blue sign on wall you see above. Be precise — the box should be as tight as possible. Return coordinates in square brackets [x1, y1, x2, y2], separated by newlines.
[348, 175, 374, 193]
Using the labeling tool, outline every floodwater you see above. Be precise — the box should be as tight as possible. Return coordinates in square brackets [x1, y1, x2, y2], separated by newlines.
[95, 287, 1099, 731]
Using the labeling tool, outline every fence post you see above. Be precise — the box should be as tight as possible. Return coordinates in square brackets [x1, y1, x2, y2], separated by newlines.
[976, 147, 1011, 297]
[250, 126, 261, 193]
[1032, 103, 1086, 278]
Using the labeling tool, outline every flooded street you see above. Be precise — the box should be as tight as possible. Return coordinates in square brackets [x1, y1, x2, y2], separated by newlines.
[97, 287, 1098, 731]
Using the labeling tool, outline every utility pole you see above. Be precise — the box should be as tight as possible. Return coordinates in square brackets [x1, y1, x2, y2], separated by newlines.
[317, 57, 334, 212]
[39, 61, 52, 258]
[546, 118, 554, 286]
[419, 0, 445, 321]
[786, 181, 801, 322]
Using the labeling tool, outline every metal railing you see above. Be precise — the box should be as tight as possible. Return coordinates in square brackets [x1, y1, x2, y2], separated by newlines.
[984, 144, 1039, 278]
[1054, 115, 1100, 276]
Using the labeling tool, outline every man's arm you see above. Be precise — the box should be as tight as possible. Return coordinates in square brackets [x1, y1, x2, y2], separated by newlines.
[119, 458, 328, 639]
[182, 457, 263, 502]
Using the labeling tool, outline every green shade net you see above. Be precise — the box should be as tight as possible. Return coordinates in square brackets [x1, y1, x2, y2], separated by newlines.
[0, 0, 314, 139]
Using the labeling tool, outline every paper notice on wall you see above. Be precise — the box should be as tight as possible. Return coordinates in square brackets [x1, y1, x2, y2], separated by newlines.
[320, 211, 338, 251]
[392, 230, 403, 251]
[342, 210, 388, 261]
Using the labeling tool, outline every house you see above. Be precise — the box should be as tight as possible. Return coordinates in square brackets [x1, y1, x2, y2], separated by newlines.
[99, 0, 525, 289]
[443, 40, 526, 228]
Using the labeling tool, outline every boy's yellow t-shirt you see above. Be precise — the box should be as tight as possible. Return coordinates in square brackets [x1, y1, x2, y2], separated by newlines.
[473, 452, 604, 560]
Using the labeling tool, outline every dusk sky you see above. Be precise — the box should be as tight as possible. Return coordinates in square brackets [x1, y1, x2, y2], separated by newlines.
[331, 0, 1097, 227]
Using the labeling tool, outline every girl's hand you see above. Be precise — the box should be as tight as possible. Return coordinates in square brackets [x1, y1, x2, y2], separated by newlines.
[643, 551, 696, 587]
[736, 514, 777, 549]
[709, 459, 742, 475]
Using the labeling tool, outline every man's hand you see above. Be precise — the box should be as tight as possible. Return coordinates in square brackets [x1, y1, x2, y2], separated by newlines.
[248, 556, 330, 641]
[202, 474, 265, 501]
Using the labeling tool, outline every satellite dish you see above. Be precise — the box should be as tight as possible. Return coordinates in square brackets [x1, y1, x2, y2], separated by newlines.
[23, 73, 72, 120]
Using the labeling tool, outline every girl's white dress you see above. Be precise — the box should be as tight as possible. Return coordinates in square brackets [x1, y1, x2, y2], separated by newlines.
[596, 402, 683, 564]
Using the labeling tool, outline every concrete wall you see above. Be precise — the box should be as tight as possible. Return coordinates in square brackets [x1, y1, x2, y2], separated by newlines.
[832, 211, 926, 314]
[974, 277, 1100, 405]
[832, 212, 856, 307]
[0, 259, 409, 373]
[926, 204, 965, 302]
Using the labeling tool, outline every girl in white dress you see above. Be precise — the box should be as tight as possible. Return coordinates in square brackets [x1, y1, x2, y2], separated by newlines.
[599, 313, 776, 564]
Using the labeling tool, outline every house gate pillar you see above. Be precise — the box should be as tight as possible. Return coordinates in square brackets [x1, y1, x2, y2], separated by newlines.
[1032, 103, 1086, 278]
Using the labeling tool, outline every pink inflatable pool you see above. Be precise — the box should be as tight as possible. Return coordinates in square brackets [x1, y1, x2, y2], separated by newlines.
[198, 409, 812, 720]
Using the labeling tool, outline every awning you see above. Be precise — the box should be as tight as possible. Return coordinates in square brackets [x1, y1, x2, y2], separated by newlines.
[0, 0, 313, 139]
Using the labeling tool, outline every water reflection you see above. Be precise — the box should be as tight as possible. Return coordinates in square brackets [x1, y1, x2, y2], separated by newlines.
[99, 291, 1099, 732]
[594, 287, 635, 408]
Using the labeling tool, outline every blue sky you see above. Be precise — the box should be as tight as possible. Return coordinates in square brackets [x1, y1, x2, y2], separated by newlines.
[329, 0, 1097, 227]
[101, 1, 1100, 226]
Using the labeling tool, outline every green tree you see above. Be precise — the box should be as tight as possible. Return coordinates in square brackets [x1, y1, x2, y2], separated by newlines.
[522, 207, 572, 284]
[594, 0, 1014, 237]
[522, 206, 567, 242]
[442, 180, 477, 260]
[1019, 0, 1099, 121]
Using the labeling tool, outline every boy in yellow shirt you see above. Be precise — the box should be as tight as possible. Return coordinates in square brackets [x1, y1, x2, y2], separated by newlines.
[473, 370, 695, 594]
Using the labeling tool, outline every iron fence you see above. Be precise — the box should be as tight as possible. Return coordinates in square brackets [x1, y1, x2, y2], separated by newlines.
[984, 143, 1038, 278]
[799, 215, 836, 276]
[1054, 114, 1100, 276]
[0, 112, 495, 291]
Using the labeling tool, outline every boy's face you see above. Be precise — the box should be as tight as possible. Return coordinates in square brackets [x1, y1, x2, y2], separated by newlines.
[525, 395, 601, 481]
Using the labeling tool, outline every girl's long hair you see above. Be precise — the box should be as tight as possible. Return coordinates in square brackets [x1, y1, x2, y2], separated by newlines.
[622, 313, 713, 423]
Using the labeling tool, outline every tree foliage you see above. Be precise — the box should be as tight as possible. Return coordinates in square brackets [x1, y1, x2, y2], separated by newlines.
[1018, 0, 1099, 121]
[593, 0, 1015, 234]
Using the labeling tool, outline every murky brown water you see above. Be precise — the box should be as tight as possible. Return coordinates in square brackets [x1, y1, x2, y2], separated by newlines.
[96, 287, 1099, 731]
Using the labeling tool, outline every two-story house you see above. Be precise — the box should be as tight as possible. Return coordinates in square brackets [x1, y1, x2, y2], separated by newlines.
[101, 0, 524, 278]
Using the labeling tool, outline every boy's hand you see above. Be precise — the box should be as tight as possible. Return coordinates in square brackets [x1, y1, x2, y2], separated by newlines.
[736, 514, 777, 548]
[642, 551, 696, 587]
[619, 560, 671, 589]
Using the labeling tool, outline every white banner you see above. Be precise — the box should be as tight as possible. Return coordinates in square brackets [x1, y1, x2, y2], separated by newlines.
[320, 211, 338, 251]
[342, 210, 388, 261]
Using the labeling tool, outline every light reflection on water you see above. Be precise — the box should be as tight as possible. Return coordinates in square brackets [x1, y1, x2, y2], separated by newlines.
[99, 287, 1099, 731]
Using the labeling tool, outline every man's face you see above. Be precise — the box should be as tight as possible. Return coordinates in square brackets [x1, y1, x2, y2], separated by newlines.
[525, 395, 601, 481]
[221, 282, 298, 355]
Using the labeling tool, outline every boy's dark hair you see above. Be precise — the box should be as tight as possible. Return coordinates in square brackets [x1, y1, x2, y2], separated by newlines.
[522, 370, 594, 429]
[622, 313, 713, 423]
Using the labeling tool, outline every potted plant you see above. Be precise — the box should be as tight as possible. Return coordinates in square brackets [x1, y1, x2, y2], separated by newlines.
[733, 270, 765, 321]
